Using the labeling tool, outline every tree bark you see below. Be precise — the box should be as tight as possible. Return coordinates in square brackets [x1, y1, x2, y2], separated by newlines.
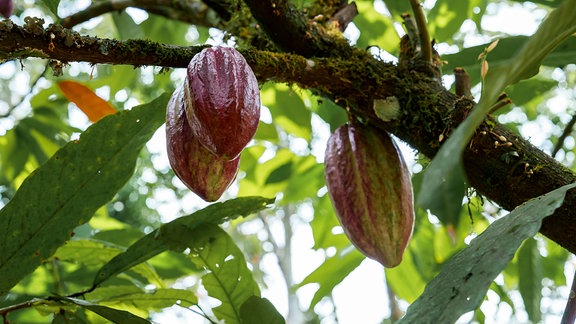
[0, 12, 574, 254]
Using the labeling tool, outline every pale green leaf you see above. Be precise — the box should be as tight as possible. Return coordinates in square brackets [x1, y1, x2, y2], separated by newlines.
[385, 245, 428, 303]
[0, 94, 169, 296]
[418, 0, 576, 227]
[261, 84, 311, 140]
[354, 2, 399, 54]
[93, 197, 274, 287]
[87, 286, 199, 310]
[298, 249, 365, 309]
[517, 237, 542, 323]
[40, 0, 60, 17]
[400, 182, 576, 323]
[55, 239, 164, 288]
[183, 224, 261, 322]
[55, 296, 149, 324]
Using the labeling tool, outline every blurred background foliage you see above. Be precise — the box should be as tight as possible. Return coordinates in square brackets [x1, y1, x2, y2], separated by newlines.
[0, 0, 575, 323]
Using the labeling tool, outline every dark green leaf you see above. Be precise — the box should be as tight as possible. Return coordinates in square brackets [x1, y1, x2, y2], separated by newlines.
[55, 296, 150, 324]
[416, 154, 466, 227]
[517, 237, 542, 323]
[240, 296, 286, 324]
[419, 0, 576, 233]
[93, 197, 274, 287]
[265, 161, 293, 184]
[509, 0, 563, 7]
[314, 99, 348, 133]
[400, 183, 576, 323]
[443, 36, 576, 86]
[0, 94, 169, 296]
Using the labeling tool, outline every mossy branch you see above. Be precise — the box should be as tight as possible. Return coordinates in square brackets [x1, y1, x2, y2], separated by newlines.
[60, 0, 217, 28]
[1, 19, 576, 255]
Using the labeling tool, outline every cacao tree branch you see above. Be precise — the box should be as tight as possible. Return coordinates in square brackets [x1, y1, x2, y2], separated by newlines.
[552, 112, 576, 158]
[60, 0, 216, 28]
[242, 0, 354, 58]
[1, 20, 576, 254]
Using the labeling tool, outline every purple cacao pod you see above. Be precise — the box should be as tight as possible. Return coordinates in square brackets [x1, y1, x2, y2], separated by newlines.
[0, 0, 13, 18]
[166, 85, 239, 202]
[184, 46, 260, 160]
[324, 123, 414, 268]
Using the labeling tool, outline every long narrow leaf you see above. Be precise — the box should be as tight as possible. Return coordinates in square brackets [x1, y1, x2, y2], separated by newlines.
[0, 94, 169, 296]
[401, 182, 576, 323]
[518, 237, 542, 323]
[55, 296, 150, 324]
[93, 197, 274, 287]
[418, 0, 576, 225]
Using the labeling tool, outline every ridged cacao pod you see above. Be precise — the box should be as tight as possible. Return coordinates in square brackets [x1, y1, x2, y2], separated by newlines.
[0, 0, 13, 18]
[324, 123, 414, 268]
[184, 46, 260, 160]
[166, 85, 239, 202]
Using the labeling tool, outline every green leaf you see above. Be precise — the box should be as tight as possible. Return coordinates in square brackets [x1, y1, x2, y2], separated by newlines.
[381, 0, 412, 18]
[310, 194, 350, 250]
[517, 237, 542, 323]
[419, 0, 576, 228]
[182, 224, 261, 322]
[509, 0, 562, 7]
[353, 2, 399, 54]
[428, 0, 471, 43]
[416, 160, 466, 227]
[298, 249, 365, 309]
[261, 84, 312, 140]
[313, 99, 348, 133]
[254, 121, 279, 143]
[93, 197, 274, 287]
[112, 11, 144, 40]
[40, 0, 60, 17]
[399, 182, 576, 323]
[87, 286, 199, 310]
[54, 296, 150, 324]
[240, 296, 286, 324]
[0, 94, 169, 296]
[385, 245, 428, 303]
[443, 36, 576, 86]
[55, 239, 164, 288]
[265, 161, 293, 184]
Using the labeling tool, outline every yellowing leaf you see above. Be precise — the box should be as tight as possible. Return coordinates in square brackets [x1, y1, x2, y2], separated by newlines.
[58, 80, 117, 122]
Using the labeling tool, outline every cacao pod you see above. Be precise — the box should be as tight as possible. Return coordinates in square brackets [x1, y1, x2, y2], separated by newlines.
[166, 85, 240, 202]
[184, 46, 260, 160]
[0, 0, 13, 18]
[324, 123, 414, 268]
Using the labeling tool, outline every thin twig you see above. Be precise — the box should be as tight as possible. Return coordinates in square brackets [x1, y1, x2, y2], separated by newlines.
[0, 298, 43, 317]
[561, 268, 576, 324]
[408, 0, 432, 63]
[552, 112, 576, 159]
[60, 0, 214, 28]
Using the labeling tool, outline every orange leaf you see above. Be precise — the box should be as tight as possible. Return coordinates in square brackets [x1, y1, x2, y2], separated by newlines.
[58, 81, 117, 122]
